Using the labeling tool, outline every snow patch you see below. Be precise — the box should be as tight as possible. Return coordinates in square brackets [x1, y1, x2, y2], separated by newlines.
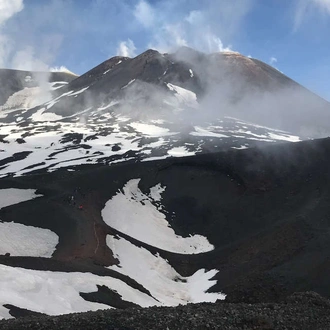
[268, 132, 301, 142]
[129, 122, 174, 137]
[166, 83, 199, 109]
[107, 235, 224, 305]
[121, 79, 135, 89]
[69, 86, 89, 96]
[149, 184, 165, 201]
[232, 145, 248, 150]
[0, 264, 158, 319]
[167, 146, 196, 157]
[31, 108, 63, 122]
[190, 127, 228, 138]
[0, 222, 58, 258]
[0, 189, 41, 209]
[102, 179, 214, 254]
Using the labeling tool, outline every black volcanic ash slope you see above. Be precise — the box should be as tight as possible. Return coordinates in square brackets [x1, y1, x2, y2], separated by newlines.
[2, 138, 330, 307]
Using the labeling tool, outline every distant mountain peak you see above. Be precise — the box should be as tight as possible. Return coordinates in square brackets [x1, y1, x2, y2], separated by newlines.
[50, 66, 79, 76]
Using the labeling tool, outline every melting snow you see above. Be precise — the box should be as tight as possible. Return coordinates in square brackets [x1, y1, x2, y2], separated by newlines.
[102, 179, 214, 254]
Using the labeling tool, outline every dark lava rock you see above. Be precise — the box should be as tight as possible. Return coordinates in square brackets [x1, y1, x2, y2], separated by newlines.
[111, 144, 121, 152]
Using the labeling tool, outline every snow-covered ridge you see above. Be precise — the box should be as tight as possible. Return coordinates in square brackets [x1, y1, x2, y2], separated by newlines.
[0, 114, 301, 177]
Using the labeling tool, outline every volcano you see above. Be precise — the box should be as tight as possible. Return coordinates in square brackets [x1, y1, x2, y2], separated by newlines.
[0, 48, 330, 326]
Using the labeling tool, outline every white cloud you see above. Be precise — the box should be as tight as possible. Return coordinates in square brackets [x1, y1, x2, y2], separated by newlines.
[269, 57, 277, 65]
[268, 57, 282, 73]
[134, 0, 155, 28]
[314, 0, 330, 14]
[205, 33, 232, 53]
[133, 0, 251, 54]
[0, 0, 66, 72]
[116, 39, 137, 57]
[294, 0, 330, 30]
[185, 10, 204, 25]
[0, 0, 24, 67]
[0, 0, 23, 26]
[11, 46, 48, 71]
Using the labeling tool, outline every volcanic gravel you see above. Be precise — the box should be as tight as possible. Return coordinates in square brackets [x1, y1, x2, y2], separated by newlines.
[0, 292, 330, 330]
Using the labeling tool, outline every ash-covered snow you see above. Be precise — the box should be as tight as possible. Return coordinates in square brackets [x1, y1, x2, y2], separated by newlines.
[102, 179, 214, 254]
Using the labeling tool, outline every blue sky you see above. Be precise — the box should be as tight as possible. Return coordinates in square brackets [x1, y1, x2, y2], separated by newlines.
[1, 0, 329, 101]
